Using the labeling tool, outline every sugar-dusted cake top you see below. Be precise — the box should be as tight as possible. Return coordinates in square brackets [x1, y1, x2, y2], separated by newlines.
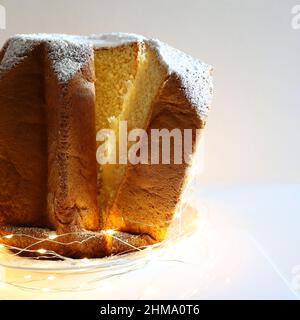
[0, 33, 144, 81]
[0, 33, 212, 115]
[149, 39, 213, 118]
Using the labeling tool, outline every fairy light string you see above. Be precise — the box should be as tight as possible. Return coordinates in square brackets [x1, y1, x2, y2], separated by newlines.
[0, 193, 193, 261]
[0, 184, 209, 295]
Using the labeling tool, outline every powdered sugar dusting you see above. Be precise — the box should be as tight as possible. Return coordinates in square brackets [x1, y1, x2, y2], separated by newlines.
[0, 36, 35, 72]
[0, 33, 213, 108]
[148, 39, 213, 119]
[0, 34, 93, 82]
[0, 33, 145, 82]
[87, 32, 145, 48]
[46, 39, 92, 82]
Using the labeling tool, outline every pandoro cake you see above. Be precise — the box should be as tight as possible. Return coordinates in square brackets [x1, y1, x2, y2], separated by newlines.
[0, 33, 213, 258]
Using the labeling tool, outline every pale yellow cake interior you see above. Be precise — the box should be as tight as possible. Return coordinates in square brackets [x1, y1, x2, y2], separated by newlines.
[94, 42, 167, 228]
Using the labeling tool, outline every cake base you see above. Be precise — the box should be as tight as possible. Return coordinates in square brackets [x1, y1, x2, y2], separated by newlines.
[0, 226, 155, 259]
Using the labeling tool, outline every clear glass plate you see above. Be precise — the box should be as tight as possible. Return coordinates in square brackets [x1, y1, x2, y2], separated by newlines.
[0, 197, 201, 292]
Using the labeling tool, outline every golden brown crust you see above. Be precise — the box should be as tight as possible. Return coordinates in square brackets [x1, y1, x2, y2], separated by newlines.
[0, 44, 48, 227]
[107, 74, 203, 241]
[44, 45, 100, 233]
[0, 41, 104, 258]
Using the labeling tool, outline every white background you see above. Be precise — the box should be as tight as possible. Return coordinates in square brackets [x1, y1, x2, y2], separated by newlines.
[0, 0, 299, 183]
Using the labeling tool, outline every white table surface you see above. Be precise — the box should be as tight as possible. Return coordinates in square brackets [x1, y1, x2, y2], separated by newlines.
[0, 184, 299, 300]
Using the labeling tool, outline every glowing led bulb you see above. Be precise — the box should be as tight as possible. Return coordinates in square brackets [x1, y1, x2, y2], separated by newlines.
[37, 248, 47, 254]
[42, 287, 50, 293]
[47, 275, 56, 281]
[105, 229, 115, 236]
[4, 234, 13, 239]
[48, 233, 58, 240]
[24, 275, 32, 280]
